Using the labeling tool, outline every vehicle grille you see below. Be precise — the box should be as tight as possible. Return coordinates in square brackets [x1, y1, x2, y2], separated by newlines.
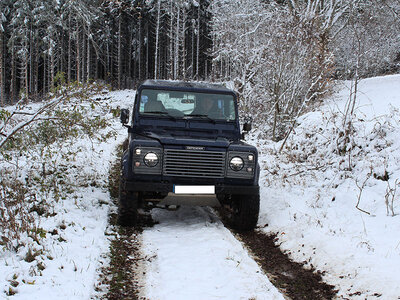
[163, 149, 226, 178]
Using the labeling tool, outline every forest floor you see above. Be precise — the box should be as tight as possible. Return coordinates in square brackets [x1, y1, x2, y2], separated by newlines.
[1, 75, 400, 299]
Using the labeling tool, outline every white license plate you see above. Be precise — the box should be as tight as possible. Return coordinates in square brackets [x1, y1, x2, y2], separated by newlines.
[173, 185, 215, 194]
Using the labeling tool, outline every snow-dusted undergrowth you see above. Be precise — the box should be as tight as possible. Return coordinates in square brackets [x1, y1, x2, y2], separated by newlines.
[0, 88, 134, 299]
[250, 74, 400, 299]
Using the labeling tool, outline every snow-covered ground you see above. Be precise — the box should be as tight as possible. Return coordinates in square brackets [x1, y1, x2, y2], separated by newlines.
[2, 74, 400, 299]
[0, 89, 134, 299]
[250, 74, 400, 299]
[140, 207, 283, 300]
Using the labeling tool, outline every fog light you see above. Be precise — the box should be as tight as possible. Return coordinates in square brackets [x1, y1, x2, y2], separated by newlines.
[135, 148, 141, 155]
[135, 161, 141, 167]
[247, 167, 253, 172]
[248, 154, 254, 161]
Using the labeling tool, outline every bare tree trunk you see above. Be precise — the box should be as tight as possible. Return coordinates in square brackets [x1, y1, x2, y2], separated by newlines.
[105, 36, 110, 81]
[0, 31, 4, 106]
[174, 7, 180, 80]
[154, 0, 161, 79]
[24, 40, 29, 101]
[34, 33, 39, 97]
[47, 54, 51, 92]
[128, 30, 132, 79]
[110, 42, 114, 85]
[118, 14, 122, 89]
[68, 15, 72, 83]
[205, 59, 208, 80]
[96, 53, 99, 80]
[60, 31, 64, 76]
[196, 5, 200, 79]
[82, 32, 86, 82]
[76, 28, 80, 82]
[272, 97, 280, 141]
[29, 26, 33, 95]
[169, 0, 174, 79]
[138, 15, 142, 81]
[181, 8, 186, 80]
[133, 30, 136, 80]
[50, 39, 55, 88]
[87, 32, 91, 81]
[42, 49, 46, 94]
[146, 22, 149, 79]
[191, 19, 194, 79]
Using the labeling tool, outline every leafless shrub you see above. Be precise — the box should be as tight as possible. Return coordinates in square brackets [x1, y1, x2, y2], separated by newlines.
[0, 173, 38, 251]
[211, 1, 338, 142]
[385, 179, 398, 217]
[355, 171, 372, 215]
[0, 82, 113, 253]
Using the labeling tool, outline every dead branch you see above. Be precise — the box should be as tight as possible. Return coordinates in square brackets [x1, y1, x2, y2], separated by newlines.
[0, 96, 66, 149]
[279, 70, 327, 153]
[287, 162, 334, 177]
[355, 173, 371, 215]
[385, 179, 398, 217]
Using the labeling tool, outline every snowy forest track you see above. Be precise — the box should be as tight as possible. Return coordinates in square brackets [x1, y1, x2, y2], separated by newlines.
[137, 206, 283, 299]
[101, 206, 337, 299]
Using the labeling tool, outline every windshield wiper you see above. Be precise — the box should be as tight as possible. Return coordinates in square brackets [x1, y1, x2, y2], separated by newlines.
[143, 111, 177, 120]
[186, 114, 216, 123]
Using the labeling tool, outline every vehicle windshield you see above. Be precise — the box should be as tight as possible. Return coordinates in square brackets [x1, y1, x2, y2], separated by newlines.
[138, 89, 236, 121]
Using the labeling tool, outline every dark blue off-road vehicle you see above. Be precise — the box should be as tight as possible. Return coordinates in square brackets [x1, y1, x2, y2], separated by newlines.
[119, 80, 260, 230]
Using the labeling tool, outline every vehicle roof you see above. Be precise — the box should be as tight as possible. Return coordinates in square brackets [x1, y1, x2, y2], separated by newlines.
[138, 79, 234, 94]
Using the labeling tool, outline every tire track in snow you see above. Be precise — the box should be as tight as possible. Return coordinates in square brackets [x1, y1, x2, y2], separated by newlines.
[236, 230, 337, 300]
[138, 206, 284, 300]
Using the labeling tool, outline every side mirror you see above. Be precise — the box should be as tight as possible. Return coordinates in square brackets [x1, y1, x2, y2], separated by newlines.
[243, 122, 252, 132]
[241, 116, 253, 140]
[120, 108, 129, 125]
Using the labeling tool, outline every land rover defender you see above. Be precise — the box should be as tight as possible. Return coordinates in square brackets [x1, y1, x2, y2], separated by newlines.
[119, 80, 260, 231]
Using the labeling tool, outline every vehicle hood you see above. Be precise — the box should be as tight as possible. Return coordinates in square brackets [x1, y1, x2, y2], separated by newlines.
[145, 131, 232, 148]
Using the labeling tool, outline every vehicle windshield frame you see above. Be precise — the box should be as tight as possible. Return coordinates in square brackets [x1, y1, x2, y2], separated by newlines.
[137, 88, 238, 122]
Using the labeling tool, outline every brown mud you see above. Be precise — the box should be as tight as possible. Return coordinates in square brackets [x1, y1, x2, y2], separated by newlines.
[236, 230, 337, 300]
[96, 212, 156, 300]
[97, 139, 155, 300]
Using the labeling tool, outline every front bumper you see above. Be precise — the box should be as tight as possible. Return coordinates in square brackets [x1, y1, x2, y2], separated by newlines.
[124, 181, 259, 195]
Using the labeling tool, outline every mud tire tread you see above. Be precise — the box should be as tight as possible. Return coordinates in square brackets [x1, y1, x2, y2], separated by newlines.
[230, 193, 260, 231]
[117, 178, 138, 227]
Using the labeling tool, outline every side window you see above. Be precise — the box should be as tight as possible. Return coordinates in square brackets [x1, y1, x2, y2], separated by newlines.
[216, 96, 236, 120]
[228, 100, 236, 120]
[140, 95, 148, 112]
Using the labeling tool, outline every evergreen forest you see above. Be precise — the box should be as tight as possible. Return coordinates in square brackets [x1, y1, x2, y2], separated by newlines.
[1, 0, 399, 139]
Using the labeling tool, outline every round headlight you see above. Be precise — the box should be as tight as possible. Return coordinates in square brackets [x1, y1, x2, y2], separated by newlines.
[144, 152, 158, 167]
[230, 157, 244, 171]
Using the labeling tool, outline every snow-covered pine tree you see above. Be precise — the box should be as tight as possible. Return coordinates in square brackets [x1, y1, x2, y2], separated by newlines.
[9, 0, 34, 102]
[0, 0, 12, 106]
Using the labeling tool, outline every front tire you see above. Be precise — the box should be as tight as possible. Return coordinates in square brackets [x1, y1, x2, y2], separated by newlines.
[229, 193, 260, 231]
[117, 178, 138, 227]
